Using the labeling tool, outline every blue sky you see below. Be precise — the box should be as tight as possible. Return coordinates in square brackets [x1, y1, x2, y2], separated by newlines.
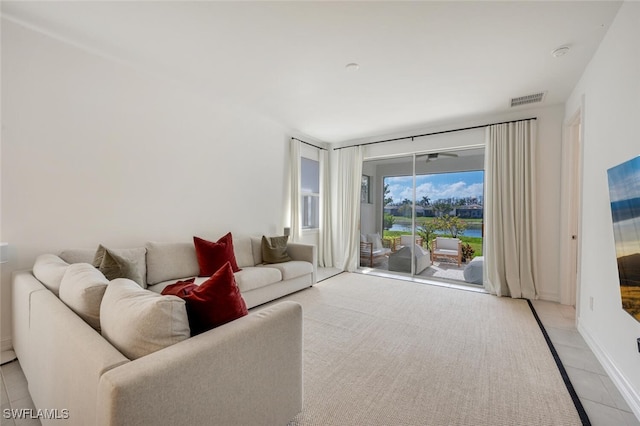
[607, 156, 640, 203]
[385, 171, 484, 204]
[607, 156, 640, 257]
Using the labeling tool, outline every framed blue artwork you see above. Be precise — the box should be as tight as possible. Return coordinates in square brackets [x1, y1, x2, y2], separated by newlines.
[607, 155, 640, 322]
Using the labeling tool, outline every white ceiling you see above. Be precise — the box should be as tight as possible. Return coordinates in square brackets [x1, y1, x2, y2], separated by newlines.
[1, 1, 622, 144]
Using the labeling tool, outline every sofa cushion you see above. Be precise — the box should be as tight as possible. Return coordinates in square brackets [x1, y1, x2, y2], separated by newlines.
[100, 278, 190, 360]
[233, 235, 255, 268]
[58, 248, 96, 264]
[251, 237, 263, 265]
[257, 261, 313, 281]
[59, 263, 109, 331]
[33, 254, 70, 295]
[96, 248, 145, 288]
[145, 242, 199, 286]
[161, 262, 248, 336]
[261, 235, 292, 264]
[194, 233, 241, 275]
[92, 245, 147, 287]
[234, 266, 282, 292]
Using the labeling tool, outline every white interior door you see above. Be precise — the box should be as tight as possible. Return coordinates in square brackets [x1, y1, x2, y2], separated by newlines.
[560, 109, 583, 308]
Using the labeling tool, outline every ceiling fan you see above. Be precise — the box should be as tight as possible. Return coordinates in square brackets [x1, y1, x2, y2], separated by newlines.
[423, 152, 458, 163]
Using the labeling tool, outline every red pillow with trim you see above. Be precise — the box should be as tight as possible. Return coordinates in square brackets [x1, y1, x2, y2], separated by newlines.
[193, 232, 241, 275]
[164, 262, 248, 336]
[161, 277, 196, 298]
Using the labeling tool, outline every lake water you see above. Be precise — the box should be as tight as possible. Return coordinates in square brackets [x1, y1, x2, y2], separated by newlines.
[389, 223, 483, 238]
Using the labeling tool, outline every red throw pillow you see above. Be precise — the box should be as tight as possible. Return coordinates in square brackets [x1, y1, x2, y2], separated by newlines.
[168, 262, 248, 336]
[193, 232, 241, 275]
[161, 277, 197, 297]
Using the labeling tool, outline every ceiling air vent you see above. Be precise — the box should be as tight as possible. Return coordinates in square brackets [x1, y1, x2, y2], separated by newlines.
[510, 92, 546, 108]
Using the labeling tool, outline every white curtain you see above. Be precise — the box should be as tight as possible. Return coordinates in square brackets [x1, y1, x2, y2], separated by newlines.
[484, 119, 538, 299]
[318, 149, 334, 267]
[289, 139, 302, 242]
[336, 146, 364, 271]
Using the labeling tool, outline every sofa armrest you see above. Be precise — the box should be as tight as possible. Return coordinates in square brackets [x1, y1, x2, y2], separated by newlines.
[97, 301, 303, 426]
[12, 270, 48, 378]
[287, 242, 317, 282]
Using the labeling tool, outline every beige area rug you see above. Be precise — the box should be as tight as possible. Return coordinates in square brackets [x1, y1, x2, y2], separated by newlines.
[277, 273, 582, 426]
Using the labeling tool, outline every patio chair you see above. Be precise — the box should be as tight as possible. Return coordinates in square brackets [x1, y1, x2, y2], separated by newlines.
[431, 237, 462, 267]
[399, 235, 423, 248]
[388, 244, 432, 274]
[360, 233, 391, 267]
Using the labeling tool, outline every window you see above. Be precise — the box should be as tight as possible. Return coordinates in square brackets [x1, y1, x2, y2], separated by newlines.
[301, 157, 320, 229]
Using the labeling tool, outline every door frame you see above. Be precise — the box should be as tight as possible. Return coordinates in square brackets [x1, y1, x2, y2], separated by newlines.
[559, 104, 584, 309]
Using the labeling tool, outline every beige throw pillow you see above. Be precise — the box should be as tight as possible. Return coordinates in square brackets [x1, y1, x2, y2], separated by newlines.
[59, 263, 109, 331]
[261, 235, 292, 264]
[100, 278, 190, 360]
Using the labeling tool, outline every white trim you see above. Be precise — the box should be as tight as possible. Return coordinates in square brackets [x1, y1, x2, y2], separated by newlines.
[559, 98, 585, 309]
[537, 290, 560, 303]
[1, 350, 17, 366]
[364, 143, 485, 162]
[1, 337, 13, 353]
[578, 322, 640, 419]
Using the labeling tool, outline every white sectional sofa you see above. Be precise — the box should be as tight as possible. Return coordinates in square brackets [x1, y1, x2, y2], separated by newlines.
[11, 235, 315, 425]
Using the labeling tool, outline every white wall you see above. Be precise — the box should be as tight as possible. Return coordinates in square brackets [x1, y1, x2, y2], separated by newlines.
[349, 105, 565, 302]
[565, 1, 640, 415]
[0, 20, 291, 349]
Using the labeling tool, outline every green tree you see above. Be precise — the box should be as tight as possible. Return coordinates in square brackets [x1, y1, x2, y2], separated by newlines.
[432, 200, 452, 217]
[383, 183, 393, 207]
[398, 203, 412, 217]
[434, 214, 467, 238]
[417, 219, 437, 249]
[383, 213, 395, 230]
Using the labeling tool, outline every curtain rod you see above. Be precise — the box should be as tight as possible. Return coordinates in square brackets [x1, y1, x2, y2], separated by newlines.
[333, 117, 537, 151]
[291, 137, 327, 151]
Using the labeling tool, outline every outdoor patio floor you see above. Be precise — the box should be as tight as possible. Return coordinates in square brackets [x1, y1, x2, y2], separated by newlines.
[363, 255, 477, 284]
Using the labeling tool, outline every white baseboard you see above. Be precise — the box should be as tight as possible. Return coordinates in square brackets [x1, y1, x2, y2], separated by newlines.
[537, 290, 560, 303]
[1, 337, 12, 353]
[577, 322, 640, 419]
[1, 350, 16, 365]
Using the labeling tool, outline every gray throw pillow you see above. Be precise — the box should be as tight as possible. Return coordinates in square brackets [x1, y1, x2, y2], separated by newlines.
[261, 236, 292, 264]
[97, 248, 144, 287]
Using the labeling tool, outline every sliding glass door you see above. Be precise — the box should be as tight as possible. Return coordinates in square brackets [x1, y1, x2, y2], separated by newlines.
[359, 148, 485, 285]
[360, 155, 415, 274]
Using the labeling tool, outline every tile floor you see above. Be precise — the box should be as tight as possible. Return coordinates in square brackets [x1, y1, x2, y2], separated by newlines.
[1, 358, 40, 426]
[531, 300, 640, 426]
[1, 279, 638, 426]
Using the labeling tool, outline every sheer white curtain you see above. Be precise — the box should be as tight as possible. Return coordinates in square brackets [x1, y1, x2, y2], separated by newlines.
[289, 139, 302, 242]
[318, 149, 333, 267]
[484, 119, 538, 299]
[336, 146, 364, 271]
